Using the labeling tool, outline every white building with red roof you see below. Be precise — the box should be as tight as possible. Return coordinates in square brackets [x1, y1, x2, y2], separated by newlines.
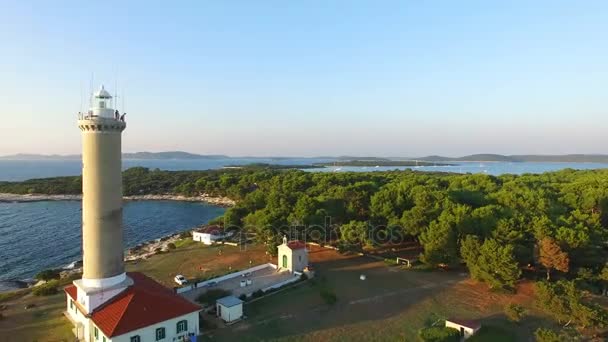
[445, 318, 482, 340]
[192, 225, 229, 245]
[65, 90, 201, 342]
[277, 236, 309, 273]
[65, 273, 200, 342]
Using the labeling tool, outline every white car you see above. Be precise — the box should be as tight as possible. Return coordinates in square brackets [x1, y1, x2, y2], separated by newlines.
[174, 275, 188, 285]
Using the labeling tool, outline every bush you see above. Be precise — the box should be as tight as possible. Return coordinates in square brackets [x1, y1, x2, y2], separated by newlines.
[59, 272, 82, 286]
[418, 326, 460, 342]
[534, 328, 562, 342]
[238, 294, 247, 301]
[504, 303, 526, 322]
[32, 280, 59, 296]
[536, 280, 608, 329]
[195, 289, 231, 306]
[384, 258, 399, 266]
[0, 289, 29, 303]
[320, 288, 337, 305]
[179, 231, 193, 239]
[35, 269, 60, 281]
[251, 289, 265, 298]
[167, 243, 176, 250]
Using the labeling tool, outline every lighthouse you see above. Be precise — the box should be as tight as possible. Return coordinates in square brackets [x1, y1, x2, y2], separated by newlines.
[73, 85, 131, 312]
[65, 85, 200, 342]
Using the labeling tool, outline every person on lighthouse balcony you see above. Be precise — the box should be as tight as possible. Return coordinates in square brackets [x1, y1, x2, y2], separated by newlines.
[65, 85, 201, 342]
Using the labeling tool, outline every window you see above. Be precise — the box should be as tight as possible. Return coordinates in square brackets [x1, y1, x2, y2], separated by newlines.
[299, 255, 302, 262]
[130, 336, 141, 342]
[94, 327, 99, 340]
[156, 327, 166, 341]
[177, 320, 188, 333]
[102, 337, 106, 342]
[69, 299, 74, 310]
[282, 255, 288, 268]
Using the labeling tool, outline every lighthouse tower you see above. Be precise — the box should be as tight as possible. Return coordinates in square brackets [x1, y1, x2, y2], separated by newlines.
[65, 86, 200, 342]
[73, 85, 131, 313]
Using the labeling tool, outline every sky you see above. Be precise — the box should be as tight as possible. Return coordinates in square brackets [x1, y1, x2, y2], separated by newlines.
[0, 1, 607, 157]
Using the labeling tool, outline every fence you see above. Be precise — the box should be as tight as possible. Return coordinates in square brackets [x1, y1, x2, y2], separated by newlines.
[194, 263, 277, 288]
[176, 285, 193, 294]
[307, 242, 339, 250]
[261, 274, 300, 292]
[173, 263, 279, 294]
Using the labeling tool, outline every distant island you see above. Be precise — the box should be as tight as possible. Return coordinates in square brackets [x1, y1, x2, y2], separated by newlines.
[223, 163, 320, 170]
[2, 152, 608, 163]
[314, 160, 452, 167]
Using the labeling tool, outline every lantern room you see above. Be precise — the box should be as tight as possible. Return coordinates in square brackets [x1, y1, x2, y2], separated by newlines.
[90, 85, 115, 118]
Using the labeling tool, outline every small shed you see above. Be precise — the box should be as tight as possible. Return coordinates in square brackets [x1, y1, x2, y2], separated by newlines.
[216, 296, 243, 323]
[445, 318, 481, 340]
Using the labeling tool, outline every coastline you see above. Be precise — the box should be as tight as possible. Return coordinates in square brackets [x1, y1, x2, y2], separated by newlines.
[1, 230, 195, 293]
[0, 193, 231, 292]
[0, 193, 235, 207]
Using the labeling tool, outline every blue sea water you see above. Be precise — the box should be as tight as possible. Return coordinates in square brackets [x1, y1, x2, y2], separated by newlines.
[0, 158, 332, 182]
[1, 158, 608, 182]
[0, 200, 224, 290]
[314, 161, 608, 175]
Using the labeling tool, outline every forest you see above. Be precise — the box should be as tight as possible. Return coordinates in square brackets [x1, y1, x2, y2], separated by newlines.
[2, 167, 608, 295]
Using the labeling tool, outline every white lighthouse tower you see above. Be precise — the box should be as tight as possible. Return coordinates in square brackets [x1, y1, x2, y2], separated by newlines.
[73, 85, 131, 313]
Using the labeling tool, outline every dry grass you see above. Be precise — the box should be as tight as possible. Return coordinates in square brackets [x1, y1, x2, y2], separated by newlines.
[126, 242, 271, 287]
[203, 246, 542, 342]
[0, 292, 73, 342]
[1, 243, 555, 342]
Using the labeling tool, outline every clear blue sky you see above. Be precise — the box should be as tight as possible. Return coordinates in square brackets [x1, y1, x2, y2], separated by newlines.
[1, 1, 606, 157]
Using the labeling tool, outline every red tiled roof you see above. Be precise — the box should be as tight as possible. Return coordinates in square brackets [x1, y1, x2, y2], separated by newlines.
[65, 284, 77, 300]
[195, 225, 222, 235]
[65, 272, 201, 337]
[447, 318, 482, 330]
[286, 241, 306, 250]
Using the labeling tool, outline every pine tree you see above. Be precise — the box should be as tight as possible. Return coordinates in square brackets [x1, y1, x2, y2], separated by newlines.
[538, 237, 569, 281]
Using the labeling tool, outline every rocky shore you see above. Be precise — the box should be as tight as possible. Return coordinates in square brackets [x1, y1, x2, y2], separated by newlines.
[0, 193, 235, 207]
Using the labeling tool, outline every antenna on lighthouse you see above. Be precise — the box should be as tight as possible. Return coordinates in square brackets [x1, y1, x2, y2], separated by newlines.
[79, 80, 83, 113]
[114, 80, 118, 111]
[89, 72, 94, 105]
[114, 66, 118, 110]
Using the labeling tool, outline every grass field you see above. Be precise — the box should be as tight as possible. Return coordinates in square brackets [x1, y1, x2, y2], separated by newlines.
[0, 240, 269, 342]
[202, 245, 550, 342]
[125, 241, 271, 287]
[1, 242, 560, 342]
[0, 292, 72, 342]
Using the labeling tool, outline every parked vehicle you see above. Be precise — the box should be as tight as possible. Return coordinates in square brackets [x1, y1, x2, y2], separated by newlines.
[174, 275, 188, 285]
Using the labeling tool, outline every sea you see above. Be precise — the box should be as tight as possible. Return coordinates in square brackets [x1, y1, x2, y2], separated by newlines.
[2, 158, 608, 182]
[0, 200, 224, 291]
[1, 158, 608, 291]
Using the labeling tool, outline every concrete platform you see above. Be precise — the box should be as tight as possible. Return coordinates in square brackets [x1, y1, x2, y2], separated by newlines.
[181, 266, 295, 302]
